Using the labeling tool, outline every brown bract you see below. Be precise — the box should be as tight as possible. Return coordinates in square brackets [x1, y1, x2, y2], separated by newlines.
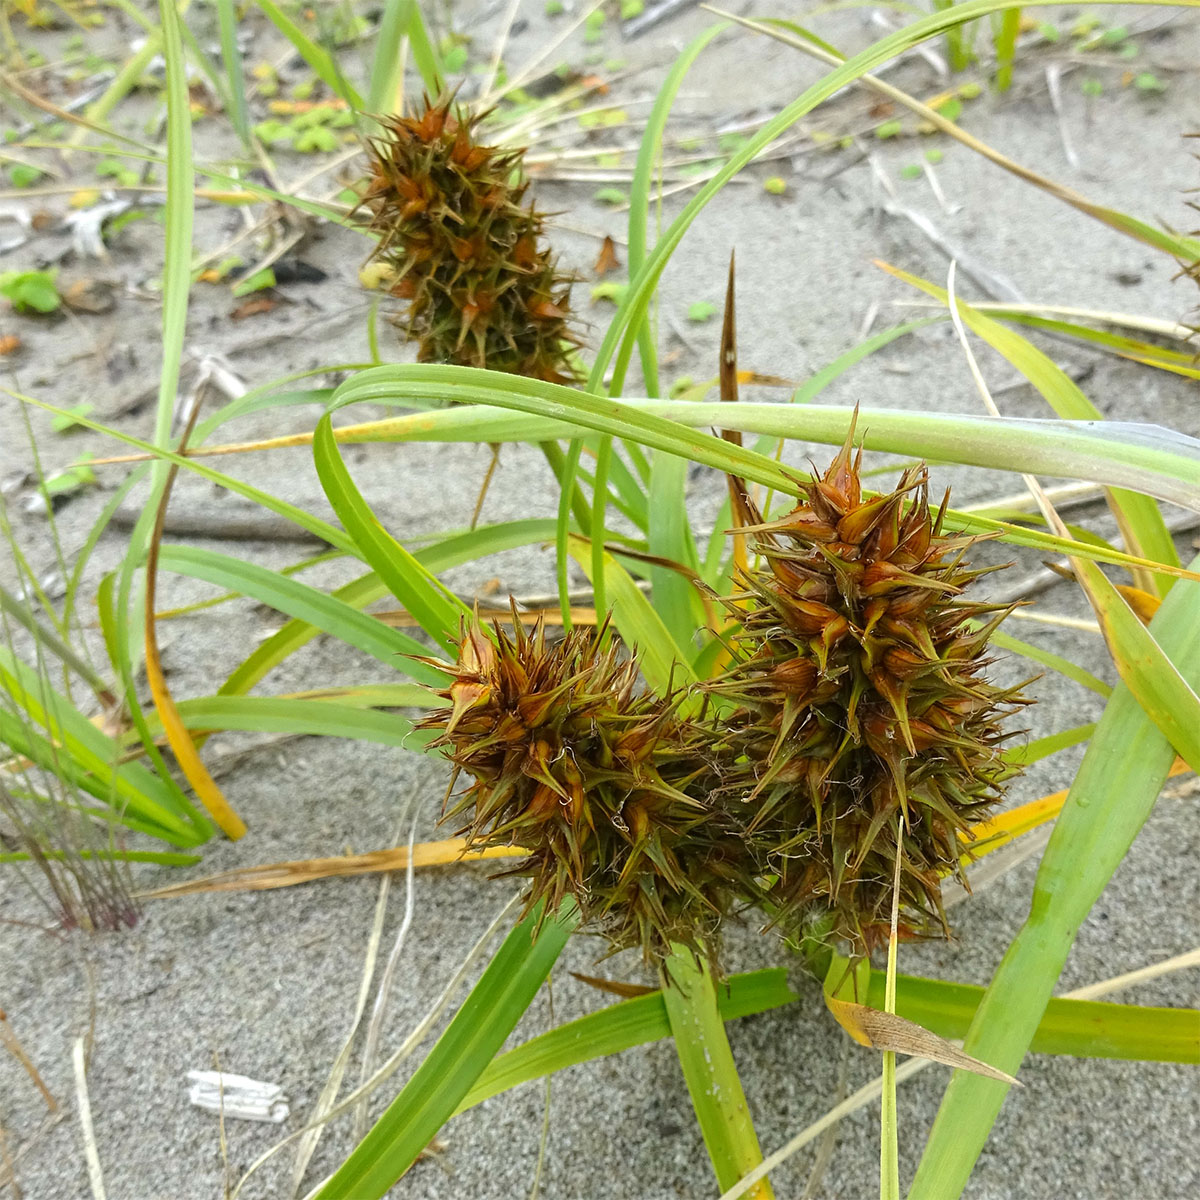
[706, 423, 1033, 952]
[358, 96, 580, 382]
[417, 612, 749, 966]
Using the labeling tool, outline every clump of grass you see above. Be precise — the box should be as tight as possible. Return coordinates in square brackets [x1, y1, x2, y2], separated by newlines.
[358, 95, 580, 382]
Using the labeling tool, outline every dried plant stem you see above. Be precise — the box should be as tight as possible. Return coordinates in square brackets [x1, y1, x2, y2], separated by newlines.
[72, 1037, 105, 1200]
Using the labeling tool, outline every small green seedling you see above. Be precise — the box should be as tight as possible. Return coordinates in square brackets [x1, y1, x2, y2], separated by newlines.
[1081, 78, 1104, 97]
[687, 301, 717, 322]
[0, 270, 60, 314]
[900, 164, 923, 181]
[232, 268, 276, 297]
[51, 403, 95, 434]
[43, 457, 96, 498]
[763, 176, 787, 195]
[876, 120, 903, 139]
[97, 158, 140, 188]
[544, 0, 564, 15]
[585, 10, 606, 42]
[7, 163, 44, 188]
[1134, 72, 1167, 93]
[591, 282, 629, 304]
[925, 148, 943, 164]
[295, 126, 338, 153]
[594, 187, 627, 206]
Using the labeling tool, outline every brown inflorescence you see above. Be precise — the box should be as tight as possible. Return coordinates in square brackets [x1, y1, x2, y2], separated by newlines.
[358, 96, 579, 382]
[417, 613, 750, 966]
[705, 424, 1032, 953]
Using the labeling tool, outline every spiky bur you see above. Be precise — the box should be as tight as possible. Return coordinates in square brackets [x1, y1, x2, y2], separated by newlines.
[358, 97, 580, 382]
[417, 614, 751, 966]
[705, 430, 1032, 954]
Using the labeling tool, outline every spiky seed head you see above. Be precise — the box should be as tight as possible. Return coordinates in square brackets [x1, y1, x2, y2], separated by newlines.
[358, 96, 580, 382]
[705, 424, 1032, 952]
[417, 614, 750, 966]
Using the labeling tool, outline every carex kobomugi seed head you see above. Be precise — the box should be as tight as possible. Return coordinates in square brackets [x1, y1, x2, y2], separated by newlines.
[358, 95, 580, 382]
[417, 609, 752, 966]
[705, 418, 1032, 953]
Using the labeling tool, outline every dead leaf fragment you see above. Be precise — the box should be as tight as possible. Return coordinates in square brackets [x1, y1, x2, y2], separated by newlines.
[593, 234, 620, 277]
[827, 998, 1022, 1086]
[0, 334, 21, 356]
[230, 296, 278, 321]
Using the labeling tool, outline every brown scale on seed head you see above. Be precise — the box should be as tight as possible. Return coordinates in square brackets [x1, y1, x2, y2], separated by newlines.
[416, 611, 753, 967]
[358, 96, 580, 382]
[706, 418, 1033, 953]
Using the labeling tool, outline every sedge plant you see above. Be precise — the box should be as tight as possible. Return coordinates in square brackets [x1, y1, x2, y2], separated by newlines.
[6, 2, 1200, 1198]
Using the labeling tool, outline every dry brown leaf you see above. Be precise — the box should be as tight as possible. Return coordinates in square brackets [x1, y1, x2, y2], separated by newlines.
[570, 972, 658, 999]
[230, 296, 278, 321]
[138, 838, 524, 899]
[1115, 584, 1162, 625]
[826, 998, 1022, 1086]
[593, 234, 621, 277]
[0, 334, 21, 356]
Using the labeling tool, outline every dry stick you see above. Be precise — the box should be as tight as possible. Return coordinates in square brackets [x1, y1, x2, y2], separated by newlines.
[110, 506, 330, 545]
[136, 840, 519, 899]
[480, 0, 523, 99]
[353, 812, 420, 1143]
[481, 0, 608, 106]
[0, 1113, 17, 1200]
[233, 894, 520, 1200]
[0, 1011, 55, 1112]
[1044, 63, 1079, 169]
[287, 859, 394, 1198]
[799, 1042, 848, 1200]
[72, 1038, 105, 1200]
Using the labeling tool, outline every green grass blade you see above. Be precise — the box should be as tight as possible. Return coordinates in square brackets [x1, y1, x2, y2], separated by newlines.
[884, 263, 1182, 587]
[459, 968, 797, 1113]
[216, 0, 250, 145]
[367, 0, 412, 115]
[569, 539, 697, 692]
[456, 966, 1197, 1121]
[988, 630, 1112, 698]
[1004, 723, 1096, 767]
[1075, 559, 1200, 771]
[253, 0, 363, 107]
[313, 903, 577, 1200]
[159, 545, 444, 684]
[908, 553, 1200, 1200]
[987, 311, 1200, 378]
[313, 413, 467, 652]
[0, 848, 201, 867]
[648, 451, 703, 654]
[401, 0, 444, 97]
[868, 973, 1200, 1063]
[217, 520, 559, 696]
[625, 21, 727, 393]
[992, 9, 1020, 90]
[327, 368, 1200, 519]
[163, 696, 434, 750]
[0, 652, 206, 846]
[16, 395, 359, 555]
[663, 947, 773, 1196]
